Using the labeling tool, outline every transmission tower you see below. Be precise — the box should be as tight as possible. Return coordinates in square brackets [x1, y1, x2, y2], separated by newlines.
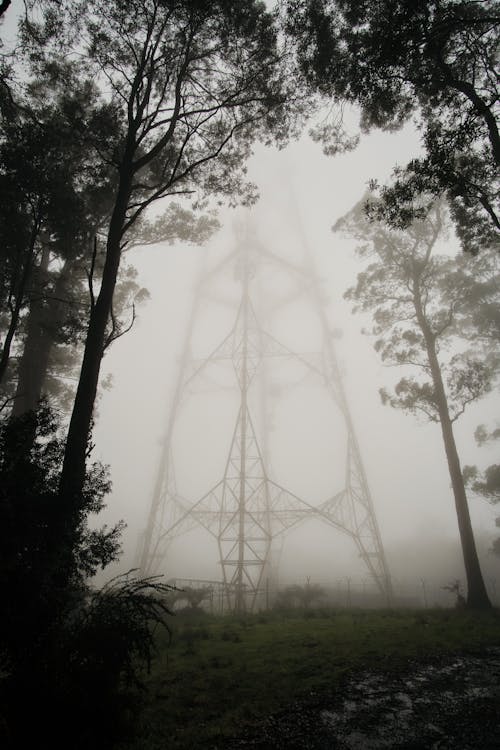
[138, 223, 392, 612]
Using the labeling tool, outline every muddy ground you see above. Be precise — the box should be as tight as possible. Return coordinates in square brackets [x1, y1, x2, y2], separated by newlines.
[227, 648, 500, 749]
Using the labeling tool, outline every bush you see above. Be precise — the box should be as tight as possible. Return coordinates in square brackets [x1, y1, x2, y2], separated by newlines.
[0, 407, 172, 749]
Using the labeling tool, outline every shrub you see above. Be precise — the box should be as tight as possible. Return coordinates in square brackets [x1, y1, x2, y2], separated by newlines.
[0, 407, 172, 749]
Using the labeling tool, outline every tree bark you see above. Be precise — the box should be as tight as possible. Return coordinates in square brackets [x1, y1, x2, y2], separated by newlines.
[58, 167, 133, 505]
[414, 278, 492, 609]
[11, 245, 52, 418]
[0, 1, 11, 19]
[0, 222, 39, 386]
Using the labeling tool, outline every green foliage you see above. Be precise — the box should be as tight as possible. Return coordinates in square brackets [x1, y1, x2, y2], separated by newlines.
[0, 61, 121, 406]
[0, 406, 173, 749]
[275, 581, 326, 609]
[339, 198, 499, 423]
[26, 0, 303, 217]
[285, 0, 499, 253]
[464, 425, 500, 555]
[0, 55, 220, 416]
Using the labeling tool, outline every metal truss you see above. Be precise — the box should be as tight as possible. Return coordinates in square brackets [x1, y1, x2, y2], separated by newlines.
[138, 227, 393, 611]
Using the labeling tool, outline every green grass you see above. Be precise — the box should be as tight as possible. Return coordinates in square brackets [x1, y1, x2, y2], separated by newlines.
[121, 607, 500, 749]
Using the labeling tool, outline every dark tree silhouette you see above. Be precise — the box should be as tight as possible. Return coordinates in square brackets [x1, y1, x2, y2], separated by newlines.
[0, 406, 174, 749]
[0, 1, 11, 19]
[285, 0, 499, 253]
[24, 0, 301, 510]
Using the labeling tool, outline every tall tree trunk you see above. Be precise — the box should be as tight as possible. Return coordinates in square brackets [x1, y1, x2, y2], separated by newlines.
[0, 222, 39, 386]
[58, 170, 132, 506]
[414, 281, 491, 609]
[0, 1, 11, 19]
[11, 245, 52, 418]
[11, 255, 80, 419]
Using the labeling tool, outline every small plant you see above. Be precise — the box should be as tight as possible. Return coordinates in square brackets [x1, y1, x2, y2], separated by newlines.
[274, 579, 326, 610]
[442, 580, 466, 609]
[220, 629, 242, 643]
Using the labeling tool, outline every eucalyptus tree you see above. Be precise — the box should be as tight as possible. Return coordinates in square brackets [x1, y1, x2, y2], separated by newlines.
[20, 0, 303, 506]
[8, 202, 217, 419]
[336, 198, 498, 608]
[0, 68, 118, 393]
[449, 246, 500, 556]
[286, 0, 500, 254]
[464, 426, 500, 557]
[0, 54, 219, 420]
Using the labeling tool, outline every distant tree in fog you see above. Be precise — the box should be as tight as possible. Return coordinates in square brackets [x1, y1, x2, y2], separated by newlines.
[0, 66, 115, 395]
[464, 425, 500, 556]
[337, 198, 499, 609]
[275, 580, 325, 609]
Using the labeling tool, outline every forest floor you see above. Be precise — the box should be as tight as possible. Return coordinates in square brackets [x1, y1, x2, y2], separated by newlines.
[122, 608, 500, 750]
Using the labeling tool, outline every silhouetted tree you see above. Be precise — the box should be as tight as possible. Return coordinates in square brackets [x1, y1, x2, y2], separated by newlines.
[0, 406, 173, 749]
[0, 59, 219, 422]
[337, 198, 497, 608]
[0, 1, 11, 20]
[0, 63, 119, 394]
[17, 0, 302, 509]
[285, 0, 499, 253]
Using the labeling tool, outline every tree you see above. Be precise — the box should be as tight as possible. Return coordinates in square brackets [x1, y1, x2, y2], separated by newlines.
[275, 580, 326, 609]
[19, 0, 302, 509]
[6, 203, 217, 419]
[285, 0, 500, 254]
[0, 58, 219, 422]
[0, 1, 11, 20]
[0, 406, 174, 748]
[464, 425, 500, 556]
[336, 197, 497, 608]
[0, 64, 119, 394]
[447, 246, 500, 555]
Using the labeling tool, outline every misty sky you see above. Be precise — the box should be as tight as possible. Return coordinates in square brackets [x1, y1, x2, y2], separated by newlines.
[91, 121, 500, 594]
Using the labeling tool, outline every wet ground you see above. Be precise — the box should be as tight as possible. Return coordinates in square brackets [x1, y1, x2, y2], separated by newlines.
[228, 649, 500, 749]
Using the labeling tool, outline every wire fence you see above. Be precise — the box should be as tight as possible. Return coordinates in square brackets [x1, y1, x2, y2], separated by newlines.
[166, 575, 500, 614]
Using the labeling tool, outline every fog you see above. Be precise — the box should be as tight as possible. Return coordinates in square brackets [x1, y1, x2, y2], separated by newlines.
[92, 124, 500, 604]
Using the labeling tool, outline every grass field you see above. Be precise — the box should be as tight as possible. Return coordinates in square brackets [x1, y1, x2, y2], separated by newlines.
[121, 607, 500, 749]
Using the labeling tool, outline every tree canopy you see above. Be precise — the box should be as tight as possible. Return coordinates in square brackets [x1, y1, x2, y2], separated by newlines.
[286, 0, 500, 254]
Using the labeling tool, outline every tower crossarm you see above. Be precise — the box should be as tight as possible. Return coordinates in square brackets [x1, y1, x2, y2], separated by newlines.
[184, 326, 237, 386]
[267, 480, 357, 540]
[158, 480, 225, 543]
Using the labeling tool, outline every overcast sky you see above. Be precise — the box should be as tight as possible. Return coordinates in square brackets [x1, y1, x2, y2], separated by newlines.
[92, 123, 500, 595]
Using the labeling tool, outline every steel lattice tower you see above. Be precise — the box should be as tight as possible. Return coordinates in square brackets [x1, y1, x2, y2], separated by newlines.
[138, 223, 392, 612]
